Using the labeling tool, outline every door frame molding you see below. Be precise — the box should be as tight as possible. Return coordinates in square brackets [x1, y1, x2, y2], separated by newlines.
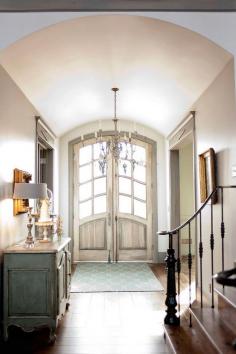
[68, 129, 157, 264]
[167, 112, 198, 280]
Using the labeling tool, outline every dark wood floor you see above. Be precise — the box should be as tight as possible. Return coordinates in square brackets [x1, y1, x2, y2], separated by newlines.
[0, 263, 194, 354]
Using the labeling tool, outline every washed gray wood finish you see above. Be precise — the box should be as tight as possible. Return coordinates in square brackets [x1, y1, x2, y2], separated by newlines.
[3, 237, 71, 343]
[79, 218, 107, 250]
[118, 218, 147, 250]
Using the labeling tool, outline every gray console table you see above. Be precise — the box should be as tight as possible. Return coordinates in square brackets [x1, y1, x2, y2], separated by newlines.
[3, 237, 71, 343]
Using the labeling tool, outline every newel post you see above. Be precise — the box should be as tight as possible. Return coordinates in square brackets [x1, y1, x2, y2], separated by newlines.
[164, 232, 180, 325]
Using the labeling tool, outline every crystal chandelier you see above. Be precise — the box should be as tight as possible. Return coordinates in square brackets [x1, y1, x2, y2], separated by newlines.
[96, 87, 144, 175]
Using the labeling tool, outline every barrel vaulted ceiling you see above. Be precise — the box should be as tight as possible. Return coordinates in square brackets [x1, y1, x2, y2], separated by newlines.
[0, 15, 232, 136]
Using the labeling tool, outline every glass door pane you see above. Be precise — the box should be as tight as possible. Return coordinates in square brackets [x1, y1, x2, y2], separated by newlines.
[119, 195, 132, 214]
[94, 177, 106, 195]
[79, 182, 92, 201]
[79, 145, 92, 165]
[133, 181, 146, 201]
[79, 164, 92, 183]
[119, 177, 131, 195]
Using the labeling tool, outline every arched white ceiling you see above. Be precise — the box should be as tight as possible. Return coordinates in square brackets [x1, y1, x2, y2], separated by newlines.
[0, 15, 232, 136]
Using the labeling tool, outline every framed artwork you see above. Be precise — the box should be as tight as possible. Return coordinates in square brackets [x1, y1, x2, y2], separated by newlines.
[13, 168, 32, 215]
[199, 148, 217, 204]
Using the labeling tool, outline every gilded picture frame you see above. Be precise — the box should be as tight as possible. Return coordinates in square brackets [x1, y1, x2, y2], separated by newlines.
[13, 168, 32, 215]
[199, 148, 217, 204]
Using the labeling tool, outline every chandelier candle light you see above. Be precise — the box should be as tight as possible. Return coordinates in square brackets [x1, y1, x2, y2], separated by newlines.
[94, 87, 145, 175]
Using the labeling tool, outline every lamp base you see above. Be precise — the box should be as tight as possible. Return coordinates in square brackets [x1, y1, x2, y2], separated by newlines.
[24, 207, 35, 248]
[24, 240, 35, 248]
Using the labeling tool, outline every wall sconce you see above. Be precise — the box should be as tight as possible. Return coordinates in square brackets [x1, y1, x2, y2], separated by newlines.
[13, 168, 32, 216]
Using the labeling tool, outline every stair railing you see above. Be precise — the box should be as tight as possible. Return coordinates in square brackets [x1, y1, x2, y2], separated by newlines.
[158, 185, 236, 326]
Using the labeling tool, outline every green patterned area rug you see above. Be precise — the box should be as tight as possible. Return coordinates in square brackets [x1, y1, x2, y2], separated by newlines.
[71, 262, 164, 292]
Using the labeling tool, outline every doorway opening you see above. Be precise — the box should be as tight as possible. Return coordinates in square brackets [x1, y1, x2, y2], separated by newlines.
[178, 142, 195, 263]
[72, 134, 155, 263]
[169, 115, 196, 272]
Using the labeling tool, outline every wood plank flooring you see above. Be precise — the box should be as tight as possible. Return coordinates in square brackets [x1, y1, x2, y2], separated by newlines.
[0, 264, 171, 354]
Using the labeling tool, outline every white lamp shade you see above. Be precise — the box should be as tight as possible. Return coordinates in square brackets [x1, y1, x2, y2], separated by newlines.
[13, 183, 47, 199]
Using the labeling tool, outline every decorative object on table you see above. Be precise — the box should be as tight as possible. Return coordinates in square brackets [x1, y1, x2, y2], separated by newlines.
[35, 196, 53, 242]
[13, 182, 47, 248]
[38, 197, 51, 222]
[35, 221, 54, 242]
[88, 87, 145, 175]
[13, 168, 32, 215]
[33, 188, 56, 239]
[47, 188, 54, 215]
[199, 148, 217, 204]
[56, 216, 63, 240]
[51, 214, 58, 235]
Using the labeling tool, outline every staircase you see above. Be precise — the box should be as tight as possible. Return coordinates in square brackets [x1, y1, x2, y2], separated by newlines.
[158, 185, 236, 354]
[164, 285, 236, 353]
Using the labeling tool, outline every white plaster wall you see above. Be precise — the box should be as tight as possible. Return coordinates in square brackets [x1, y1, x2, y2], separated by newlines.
[0, 64, 37, 250]
[0, 64, 59, 251]
[193, 59, 236, 294]
[59, 120, 168, 260]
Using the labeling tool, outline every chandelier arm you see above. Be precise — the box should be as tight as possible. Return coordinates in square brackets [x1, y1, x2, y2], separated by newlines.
[98, 87, 140, 175]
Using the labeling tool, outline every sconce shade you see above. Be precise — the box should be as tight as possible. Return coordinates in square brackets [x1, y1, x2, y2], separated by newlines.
[13, 183, 47, 199]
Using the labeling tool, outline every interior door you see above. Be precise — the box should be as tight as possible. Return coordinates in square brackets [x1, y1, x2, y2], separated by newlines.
[73, 136, 153, 262]
[73, 138, 113, 261]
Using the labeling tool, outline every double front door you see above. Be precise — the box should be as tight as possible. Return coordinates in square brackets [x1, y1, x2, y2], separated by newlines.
[73, 136, 153, 262]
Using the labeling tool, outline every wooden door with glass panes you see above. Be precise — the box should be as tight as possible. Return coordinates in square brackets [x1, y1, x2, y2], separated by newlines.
[116, 139, 153, 261]
[73, 138, 112, 261]
[73, 136, 153, 262]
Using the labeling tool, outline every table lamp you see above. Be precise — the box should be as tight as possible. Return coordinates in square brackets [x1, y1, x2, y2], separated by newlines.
[13, 182, 47, 248]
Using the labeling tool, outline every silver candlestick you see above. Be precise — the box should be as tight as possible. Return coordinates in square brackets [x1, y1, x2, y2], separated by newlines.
[25, 207, 35, 248]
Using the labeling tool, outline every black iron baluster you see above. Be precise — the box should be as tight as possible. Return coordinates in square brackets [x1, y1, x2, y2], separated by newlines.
[164, 232, 180, 325]
[188, 223, 192, 327]
[199, 211, 203, 308]
[210, 201, 215, 308]
[220, 187, 225, 273]
[177, 230, 181, 315]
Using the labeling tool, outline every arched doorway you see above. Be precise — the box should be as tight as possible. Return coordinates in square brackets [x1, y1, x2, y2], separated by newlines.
[72, 134, 154, 262]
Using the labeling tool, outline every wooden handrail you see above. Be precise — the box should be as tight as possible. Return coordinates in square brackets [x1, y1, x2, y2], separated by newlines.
[158, 185, 236, 236]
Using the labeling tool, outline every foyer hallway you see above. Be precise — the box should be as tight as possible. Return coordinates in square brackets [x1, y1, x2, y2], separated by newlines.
[1, 265, 170, 354]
